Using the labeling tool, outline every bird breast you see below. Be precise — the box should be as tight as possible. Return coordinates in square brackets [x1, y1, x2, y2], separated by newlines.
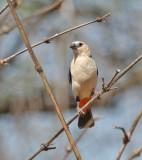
[71, 56, 97, 84]
[71, 55, 97, 99]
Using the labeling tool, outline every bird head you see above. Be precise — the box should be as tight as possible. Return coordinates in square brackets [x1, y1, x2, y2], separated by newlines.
[70, 41, 91, 57]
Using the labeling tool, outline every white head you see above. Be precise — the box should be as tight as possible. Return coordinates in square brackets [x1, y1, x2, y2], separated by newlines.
[70, 41, 91, 58]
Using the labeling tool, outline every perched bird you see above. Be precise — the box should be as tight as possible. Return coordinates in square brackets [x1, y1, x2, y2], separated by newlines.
[69, 41, 98, 129]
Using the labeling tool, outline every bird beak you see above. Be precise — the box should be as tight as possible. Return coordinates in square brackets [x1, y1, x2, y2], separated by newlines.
[70, 43, 77, 49]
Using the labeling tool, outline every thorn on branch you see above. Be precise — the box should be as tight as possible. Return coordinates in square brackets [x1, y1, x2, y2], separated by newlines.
[113, 126, 129, 144]
[40, 143, 56, 151]
[96, 17, 105, 22]
[44, 37, 51, 44]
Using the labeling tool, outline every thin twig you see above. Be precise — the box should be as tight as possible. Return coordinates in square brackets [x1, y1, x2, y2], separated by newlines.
[0, 0, 65, 34]
[101, 69, 120, 92]
[28, 114, 79, 160]
[0, 2, 9, 15]
[127, 147, 142, 160]
[7, 0, 82, 160]
[0, 0, 15, 15]
[0, 0, 17, 14]
[114, 110, 142, 160]
[28, 54, 142, 160]
[107, 69, 120, 88]
[0, 13, 110, 66]
[112, 55, 142, 85]
[21, 0, 65, 22]
[44, 13, 110, 43]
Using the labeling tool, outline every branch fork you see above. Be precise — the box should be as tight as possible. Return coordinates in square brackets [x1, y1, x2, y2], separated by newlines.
[113, 126, 129, 144]
[101, 69, 120, 92]
[114, 110, 142, 160]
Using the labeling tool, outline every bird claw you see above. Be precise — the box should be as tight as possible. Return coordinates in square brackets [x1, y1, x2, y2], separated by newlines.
[95, 92, 101, 100]
[76, 107, 85, 117]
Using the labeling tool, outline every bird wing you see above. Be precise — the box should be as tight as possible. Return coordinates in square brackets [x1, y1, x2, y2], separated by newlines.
[68, 67, 72, 84]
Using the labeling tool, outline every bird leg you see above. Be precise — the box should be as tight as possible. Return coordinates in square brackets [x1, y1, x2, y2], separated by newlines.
[76, 102, 85, 117]
[95, 92, 101, 100]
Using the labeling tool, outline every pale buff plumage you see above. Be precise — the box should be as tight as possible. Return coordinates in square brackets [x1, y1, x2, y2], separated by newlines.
[69, 41, 98, 128]
[70, 41, 97, 100]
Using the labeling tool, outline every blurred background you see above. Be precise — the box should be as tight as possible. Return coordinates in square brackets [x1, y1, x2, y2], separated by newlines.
[0, 0, 142, 160]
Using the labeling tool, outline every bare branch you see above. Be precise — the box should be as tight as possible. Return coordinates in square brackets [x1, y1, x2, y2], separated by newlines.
[2, 2, 142, 159]
[44, 13, 110, 43]
[0, 2, 9, 15]
[128, 110, 142, 138]
[7, 0, 81, 159]
[0, 0, 24, 26]
[0, 0, 16, 15]
[63, 115, 100, 160]
[0, 13, 110, 66]
[102, 69, 120, 92]
[0, 0, 65, 34]
[0, 41, 43, 66]
[28, 55, 142, 160]
[114, 110, 142, 160]
[127, 147, 142, 160]
[107, 69, 120, 89]
[112, 55, 142, 85]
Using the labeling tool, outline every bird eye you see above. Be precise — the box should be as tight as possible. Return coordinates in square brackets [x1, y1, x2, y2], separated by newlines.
[78, 42, 83, 47]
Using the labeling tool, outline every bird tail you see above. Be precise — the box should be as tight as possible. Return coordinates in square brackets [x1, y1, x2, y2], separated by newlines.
[78, 96, 94, 129]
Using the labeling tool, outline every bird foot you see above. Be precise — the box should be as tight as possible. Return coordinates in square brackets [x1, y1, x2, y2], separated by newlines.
[95, 92, 101, 100]
[76, 107, 85, 117]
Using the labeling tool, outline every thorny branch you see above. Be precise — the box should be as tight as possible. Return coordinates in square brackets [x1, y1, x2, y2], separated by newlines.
[7, 0, 81, 159]
[28, 55, 142, 160]
[0, 13, 110, 66]
[113, 110, 142, 160]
